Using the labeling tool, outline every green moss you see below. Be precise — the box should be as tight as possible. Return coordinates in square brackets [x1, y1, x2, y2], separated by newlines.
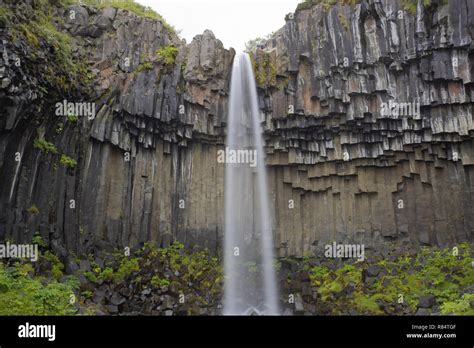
[401, 0, 433, 14]
[156, 45, 179, 66]
[15, 23, 40, 47]
[27, 204, 40, 215]
[60, 154, 77, 169]
[338, 12, 349, 31]
[8, 0, 92, 93]
[0, 6, 10, 24]
[137, 61, 154, 72]
[67, 113, 79, 123]
[33, 135, 58, 155]
[251, 52, 277, 88]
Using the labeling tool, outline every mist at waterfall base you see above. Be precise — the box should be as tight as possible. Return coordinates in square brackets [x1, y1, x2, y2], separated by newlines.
[223, 52, 279, 315]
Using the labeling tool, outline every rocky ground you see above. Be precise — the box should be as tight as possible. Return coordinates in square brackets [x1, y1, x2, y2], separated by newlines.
[0, 238, 472, 316]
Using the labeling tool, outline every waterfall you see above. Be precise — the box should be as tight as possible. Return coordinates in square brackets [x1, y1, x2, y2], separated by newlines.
[223, 52, 279, 315]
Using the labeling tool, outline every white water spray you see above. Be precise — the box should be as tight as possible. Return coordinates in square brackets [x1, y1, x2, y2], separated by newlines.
[223, 52, 279, 315]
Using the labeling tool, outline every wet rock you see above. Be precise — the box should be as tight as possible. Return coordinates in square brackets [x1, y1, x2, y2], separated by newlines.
[105, 304, 119, 314]
[366, 265, 382, 277]
[415, 308, 431, 316]
[418, 295, 436, 309]
[110, 293, 126, 306]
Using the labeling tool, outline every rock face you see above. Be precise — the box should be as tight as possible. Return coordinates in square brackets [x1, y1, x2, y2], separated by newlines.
[0, 0, 473, 257]
[0, 2, 233, 254]
[256, 0, 474, 256]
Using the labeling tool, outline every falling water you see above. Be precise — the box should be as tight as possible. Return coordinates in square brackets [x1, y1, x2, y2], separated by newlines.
[223, 52, 279, 315]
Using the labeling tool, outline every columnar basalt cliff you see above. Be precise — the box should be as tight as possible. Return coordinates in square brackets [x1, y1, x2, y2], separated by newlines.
[0, 0, 473, 258]
[0, 1, 233, 255]
[254, 0, 474, 256]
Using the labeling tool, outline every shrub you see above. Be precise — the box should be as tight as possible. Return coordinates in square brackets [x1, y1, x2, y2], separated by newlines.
[156, 45, 179, 66]
[33, 137, 58, 154]
[0, 262, 77, 315]
[60, 154, 77, 169]
[27, 204, 40, 215]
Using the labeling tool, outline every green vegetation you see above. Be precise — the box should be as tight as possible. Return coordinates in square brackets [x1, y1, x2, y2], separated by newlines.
[75, 241, 223, 313]
[27, 204, 40, 215]
[296, 0, 360, 13]
[338, 12, 349, 31]
[156, 45, 179, 66]
[295, 0, 443, 15]
[32, 232, 47, 248]
[33, 136, 58, 155]
[67, 113, 79, 123]
[302, 243, 474, 315]
[151, 275, 171, 288]
[0, 257, 83, 315]
[60, 154, 77, 169]
[75, 0, 175, 33]
[113, 257, 140, 282]
[136, 61, 154, 72]
[55, 123, 64, 134]
[0, 6, 10, 25]
[4, 0, 92, 92]
[401, 0, 435, 14]
[251, 53, 277, 88]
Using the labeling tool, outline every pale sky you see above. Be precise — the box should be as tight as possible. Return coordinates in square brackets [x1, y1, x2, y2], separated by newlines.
[138, 0, 302, 52]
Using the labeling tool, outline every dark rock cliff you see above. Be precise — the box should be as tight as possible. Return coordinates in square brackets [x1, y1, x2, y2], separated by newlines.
[0, 0, 473, 258]
[256, 0, 474, 256]
[0, 1, 233, 255]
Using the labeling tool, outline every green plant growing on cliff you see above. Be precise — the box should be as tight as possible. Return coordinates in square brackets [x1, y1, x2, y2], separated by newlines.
[156, 45, 179, 66]
[296, 0, 360, 13]
[33, 136, 58, 154]
[338, 12, 349, 31]
[7, 0, 92, 92]
[0, 6, 11, 25]
[27, 204, 40, 215]
[137, 61, 154, 72]
[41, 251, 65, 280]
[76, 0, 176, 34]
[32, 232, 47, 248]
[60, 154, 77, 169]
[67, 113, 79, 123]
[400, 0, 434, 14]
[55, 122, 64, 134]
[250, 53, 277, 88]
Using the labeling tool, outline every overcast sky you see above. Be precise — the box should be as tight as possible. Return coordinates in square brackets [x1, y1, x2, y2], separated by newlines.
[138, 0, 302, 51]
